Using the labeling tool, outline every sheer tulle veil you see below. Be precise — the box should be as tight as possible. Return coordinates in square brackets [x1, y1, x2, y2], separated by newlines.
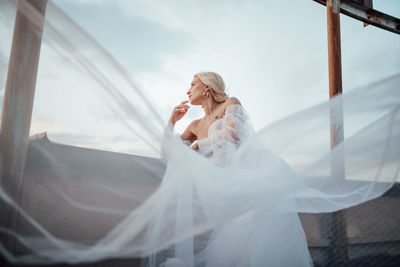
[0, 1, 399, 266]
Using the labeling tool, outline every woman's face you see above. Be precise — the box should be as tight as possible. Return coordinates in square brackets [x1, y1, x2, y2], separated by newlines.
[187, 76, 207, 105]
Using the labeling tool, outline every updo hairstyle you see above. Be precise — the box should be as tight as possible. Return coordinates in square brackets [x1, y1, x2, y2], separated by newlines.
[195, 72, 229, 103]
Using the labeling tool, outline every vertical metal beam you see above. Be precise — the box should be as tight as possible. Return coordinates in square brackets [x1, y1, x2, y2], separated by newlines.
[0, 0, 47, 250]
[327, 0, 349, 263]
[327, 0, 343, 97]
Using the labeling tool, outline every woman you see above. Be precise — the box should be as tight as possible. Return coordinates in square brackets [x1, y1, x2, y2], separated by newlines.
[153, 72, 314, 267]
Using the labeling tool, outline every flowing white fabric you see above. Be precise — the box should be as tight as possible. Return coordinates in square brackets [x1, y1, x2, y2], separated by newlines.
[0, 1, 399, 266]
[151, 103, 314, 267]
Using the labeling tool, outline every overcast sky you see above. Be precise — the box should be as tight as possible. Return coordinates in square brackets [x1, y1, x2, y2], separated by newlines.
[0, 0, 399, 155]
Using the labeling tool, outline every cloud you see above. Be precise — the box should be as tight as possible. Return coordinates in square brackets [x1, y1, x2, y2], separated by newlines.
[2, 0, 398, 155]
[55, 0, 194, 73]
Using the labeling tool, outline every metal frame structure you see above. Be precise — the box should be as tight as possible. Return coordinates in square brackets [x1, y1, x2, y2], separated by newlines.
[314, 0, 400, 35]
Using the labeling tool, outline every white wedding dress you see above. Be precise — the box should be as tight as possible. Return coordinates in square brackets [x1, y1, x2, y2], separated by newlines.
[144, 103, 377, 267]
[148, 103, 321, 267]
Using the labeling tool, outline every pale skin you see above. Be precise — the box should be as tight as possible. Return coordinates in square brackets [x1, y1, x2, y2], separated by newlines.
[169, 75, 241, 150]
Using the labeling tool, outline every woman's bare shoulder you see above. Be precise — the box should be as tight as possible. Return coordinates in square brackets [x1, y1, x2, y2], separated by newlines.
[181, 119, 201, 141]
[224, 97, 242, 107]
[188, 119, 201, 130]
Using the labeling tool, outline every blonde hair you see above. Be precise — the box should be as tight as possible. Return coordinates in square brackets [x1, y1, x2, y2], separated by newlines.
[195, 72, 228, 103]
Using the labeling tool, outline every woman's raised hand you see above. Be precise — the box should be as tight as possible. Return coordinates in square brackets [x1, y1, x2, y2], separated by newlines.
[169, 100, 190, 126]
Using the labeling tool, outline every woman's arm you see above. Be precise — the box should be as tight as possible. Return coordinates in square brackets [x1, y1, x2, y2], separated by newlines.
[161, 100, 191, 159]
[181, 120, 200, 150]
[222, 97, 243, 142]
[169, 100, 190, 126]
[181, 120, 199, 146]
[164, 100, 199, 151]
[169, 100, 197, 145]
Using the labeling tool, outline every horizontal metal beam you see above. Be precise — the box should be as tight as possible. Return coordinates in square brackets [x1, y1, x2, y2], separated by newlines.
[313, 0, 400, 34]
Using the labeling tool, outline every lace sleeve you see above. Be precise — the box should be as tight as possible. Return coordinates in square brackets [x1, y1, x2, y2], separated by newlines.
[198, 104, 253, 160]
[211, 104, 251, 146]
[197, 137, 212, 150]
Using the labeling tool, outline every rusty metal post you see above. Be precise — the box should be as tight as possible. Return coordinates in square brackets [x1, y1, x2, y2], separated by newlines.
[326, 0, 349, 263]
[0, 0, 47, 250]
[327, 0, 342, 97]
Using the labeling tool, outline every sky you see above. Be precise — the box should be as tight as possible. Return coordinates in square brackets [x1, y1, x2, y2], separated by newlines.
[0, 0, 399, 156]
